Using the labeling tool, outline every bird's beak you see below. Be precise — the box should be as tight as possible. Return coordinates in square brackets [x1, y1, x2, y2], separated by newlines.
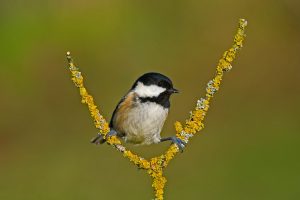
[169, 88, 179, 93]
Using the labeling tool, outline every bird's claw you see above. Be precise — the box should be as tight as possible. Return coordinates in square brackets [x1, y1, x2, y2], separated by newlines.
[170, 137, 186, 152]
[105, 129, 118, 140]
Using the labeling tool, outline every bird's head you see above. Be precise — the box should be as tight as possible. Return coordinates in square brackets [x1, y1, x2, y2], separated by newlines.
[132, 72, 178, 100]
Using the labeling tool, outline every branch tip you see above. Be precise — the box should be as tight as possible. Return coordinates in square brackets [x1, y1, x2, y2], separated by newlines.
[66, 51, 74, 66]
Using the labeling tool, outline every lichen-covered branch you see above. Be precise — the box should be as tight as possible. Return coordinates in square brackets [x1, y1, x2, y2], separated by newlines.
[66, 19, 247, 200]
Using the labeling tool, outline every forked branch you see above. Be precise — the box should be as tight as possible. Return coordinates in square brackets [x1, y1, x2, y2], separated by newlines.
[66, 19, 247, 200]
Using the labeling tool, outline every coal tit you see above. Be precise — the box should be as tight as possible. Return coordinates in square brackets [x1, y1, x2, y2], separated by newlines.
[91, 72, 186, 150]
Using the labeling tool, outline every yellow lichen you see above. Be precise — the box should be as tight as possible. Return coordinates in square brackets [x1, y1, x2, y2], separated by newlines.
[65, 19, 247, 200]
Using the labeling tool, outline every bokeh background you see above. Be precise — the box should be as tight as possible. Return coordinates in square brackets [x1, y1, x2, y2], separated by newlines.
[1, 0, 300, 199]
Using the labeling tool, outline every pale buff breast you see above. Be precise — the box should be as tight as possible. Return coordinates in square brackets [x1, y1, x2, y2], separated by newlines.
[113, 92, 168, 145]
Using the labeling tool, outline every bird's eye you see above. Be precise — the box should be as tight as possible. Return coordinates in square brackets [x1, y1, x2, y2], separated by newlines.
[159, 81, 168, 88]
[157, 81, 163, 87]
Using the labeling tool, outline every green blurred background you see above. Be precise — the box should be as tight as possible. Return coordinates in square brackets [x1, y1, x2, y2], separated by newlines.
[1, 0, 299, 199]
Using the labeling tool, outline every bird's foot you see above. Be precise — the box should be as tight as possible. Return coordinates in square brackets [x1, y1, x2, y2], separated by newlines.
[160, 136, 186, 152]
[90, 129, 118, 144]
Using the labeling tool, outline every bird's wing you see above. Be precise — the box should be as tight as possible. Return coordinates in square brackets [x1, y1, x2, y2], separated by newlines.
[109, 91, 136, 128]
[109, 95, 126, 128]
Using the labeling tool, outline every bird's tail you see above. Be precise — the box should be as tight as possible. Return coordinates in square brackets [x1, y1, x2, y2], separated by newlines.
[90, 129, 118, 144]
[90, 134, 106, 144]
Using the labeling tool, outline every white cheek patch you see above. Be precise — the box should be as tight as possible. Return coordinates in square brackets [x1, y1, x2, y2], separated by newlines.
[134, 82, 166, 98]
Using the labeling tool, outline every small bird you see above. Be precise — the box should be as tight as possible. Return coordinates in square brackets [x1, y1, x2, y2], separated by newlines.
[91, 72, 185, 150]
